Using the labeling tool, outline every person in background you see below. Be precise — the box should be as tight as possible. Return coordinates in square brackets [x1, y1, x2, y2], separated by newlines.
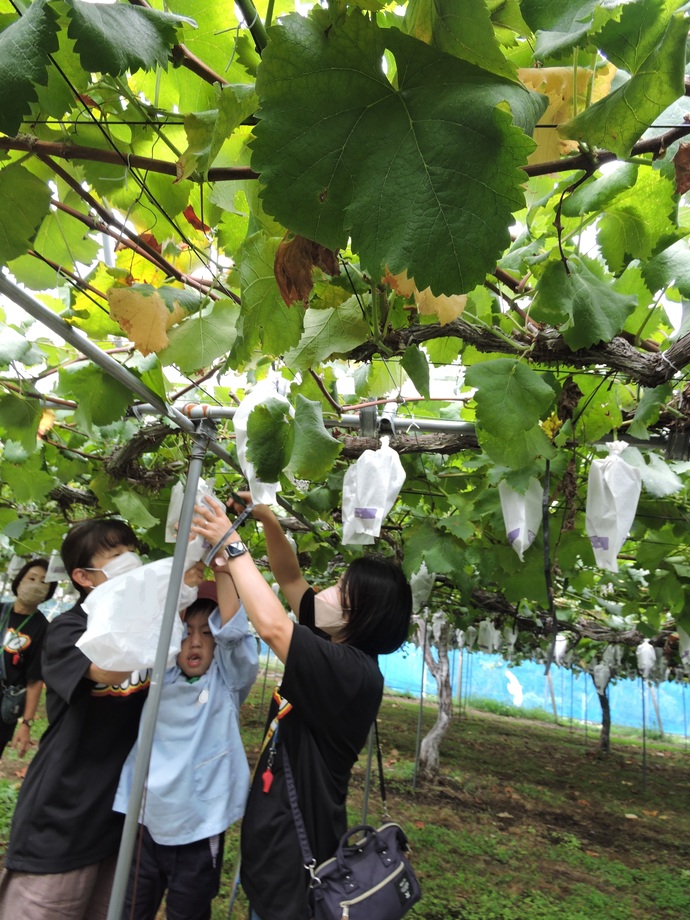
[191, 494, 413, 920]
[0, 518, 205, 920]
[113, 575, 258, 920]
[0, 558, 55, 759]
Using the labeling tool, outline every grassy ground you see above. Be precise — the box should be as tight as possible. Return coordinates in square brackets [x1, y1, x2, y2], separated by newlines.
[1, 676, 689, 919]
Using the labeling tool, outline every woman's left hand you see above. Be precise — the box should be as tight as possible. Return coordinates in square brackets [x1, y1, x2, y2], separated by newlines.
[12, 721, 31, 758]
[191, 496, 237, 547]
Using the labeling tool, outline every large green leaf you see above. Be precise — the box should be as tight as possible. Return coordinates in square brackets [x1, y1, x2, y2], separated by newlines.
[178, 83, 258, 180]
[531, 258, 638, 349]
[642, 240, 690, 298]
[0, 165, 52, 264]
[65, 0, 196, 77]
[404, 0, 516, 80]
[252, 11, 545, 295]
[1, 454, 56, 503]
[0, 0, 59, 136]
[0, 394, 41, 453]
[287, 396, 342, 480]
[519, 0, 599, 59]
[597, 0, 686, 74]
[282, 297, 370, 372]
[233, 231, 304, 366]
[246, 398, 294, 482]
[560, 14, 687, 157]
[158, 300, 240, 373]
[597, 169, 683, 274]
[465, 358, 555, 440]
[57, 364, 134, 433]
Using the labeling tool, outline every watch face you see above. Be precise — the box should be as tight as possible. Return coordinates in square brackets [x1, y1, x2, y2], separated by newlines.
[225, 541, 247, 559]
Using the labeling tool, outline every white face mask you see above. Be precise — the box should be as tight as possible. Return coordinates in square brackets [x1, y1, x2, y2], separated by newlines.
[16, 582, 49, 606]
[92, 552, 143, 581]
[314, 584, 347, 639]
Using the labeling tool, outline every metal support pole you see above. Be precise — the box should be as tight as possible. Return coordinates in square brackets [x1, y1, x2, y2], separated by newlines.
[361, 724, 375, 824]
[106, 418, 217, 920]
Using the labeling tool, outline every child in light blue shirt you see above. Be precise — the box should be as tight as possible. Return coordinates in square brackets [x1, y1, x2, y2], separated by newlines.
[114, 573, 258, 920]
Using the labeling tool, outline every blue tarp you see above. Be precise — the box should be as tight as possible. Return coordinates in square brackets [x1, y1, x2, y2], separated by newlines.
[379, 644, 690, 739]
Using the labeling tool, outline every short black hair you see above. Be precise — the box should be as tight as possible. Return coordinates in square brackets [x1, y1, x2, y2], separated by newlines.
[61, 518, 139, 597]
[339, 555, 412, 656]
[11, 558, 56, 601]
[182, 598, 216, 623]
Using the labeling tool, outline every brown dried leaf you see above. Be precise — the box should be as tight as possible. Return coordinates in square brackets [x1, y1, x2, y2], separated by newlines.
[673, 143, 690, 195]
[274, 234, 339, 307]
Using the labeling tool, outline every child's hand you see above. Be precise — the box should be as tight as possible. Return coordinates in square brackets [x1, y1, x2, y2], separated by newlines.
[184, 560, 206, 587]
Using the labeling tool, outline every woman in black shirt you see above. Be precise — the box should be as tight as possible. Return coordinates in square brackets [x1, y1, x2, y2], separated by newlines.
[0, 558, 55, 758]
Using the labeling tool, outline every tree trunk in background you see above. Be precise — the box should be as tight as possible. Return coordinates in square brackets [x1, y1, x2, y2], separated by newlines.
[418, 618, 453, 780]
[594, 674, 611, 753]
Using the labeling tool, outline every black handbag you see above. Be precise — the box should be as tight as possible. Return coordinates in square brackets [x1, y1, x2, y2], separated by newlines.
[283, 722, 422, 920]
[0, 684, 27, 724]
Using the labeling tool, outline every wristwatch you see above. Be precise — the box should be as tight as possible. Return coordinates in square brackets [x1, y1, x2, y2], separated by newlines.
[224, 540, 248, 560]
[21, 718, 33, 728]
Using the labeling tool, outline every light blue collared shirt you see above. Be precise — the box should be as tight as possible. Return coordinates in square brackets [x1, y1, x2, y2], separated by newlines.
[113, 606, 258, 845]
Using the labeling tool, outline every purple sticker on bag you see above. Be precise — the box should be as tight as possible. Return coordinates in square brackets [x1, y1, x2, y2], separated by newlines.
[355, 507, 377, 519]
[590, 536, 609, 550]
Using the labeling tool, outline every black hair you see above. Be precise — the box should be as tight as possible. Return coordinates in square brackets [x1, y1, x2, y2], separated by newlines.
[339, 555, 412, 656]
[11, 558, 56, 601]
[182, 598, 217, 623]
[61, 518, 139, 597]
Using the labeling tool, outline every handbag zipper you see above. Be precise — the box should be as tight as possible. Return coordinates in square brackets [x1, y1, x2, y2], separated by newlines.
[339, 861, 406, 918]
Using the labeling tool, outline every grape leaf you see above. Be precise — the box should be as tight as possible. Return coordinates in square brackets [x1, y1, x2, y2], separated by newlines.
[1, 454, 56, 503]
[596, 169, 683, 274]
[158, 300, 240, 372]
[287, 396, 342, 481]
[597, 0, 686, 74]
[282, 297, 370, 373]
[401, 344, 431, 399]
[0, 395, 41, 453]
[404, 0, 517, 80]
[246, 399, 294, 482]
[65, 0, 196, 77]
[531, 258, 638, 349]
[252, 12, 545, 295]
[519, 0, 599, 59]
[0, 0, 60, 136]
[57, 365, 134, 434]
[178, 83, 258, 180]
[466, 358, 556, 440]
[560, 14, 687, 157]
[112, 488, 159, 530]
[0, 165, 52, 265]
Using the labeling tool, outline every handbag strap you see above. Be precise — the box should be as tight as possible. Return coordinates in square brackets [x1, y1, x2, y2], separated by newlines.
[281, 745, 317, 880]
[0, 603, 13, 684]
[283, 716, 389, 874]
[373, 719, 389, 819]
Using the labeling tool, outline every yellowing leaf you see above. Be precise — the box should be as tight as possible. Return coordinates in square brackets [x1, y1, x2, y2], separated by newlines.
[38, 409, 55, 435]
[519, 65, 616, 164]
[107, 287, 186, 355]
[384, 268, 467, 324]
[416, 288, 468, 324]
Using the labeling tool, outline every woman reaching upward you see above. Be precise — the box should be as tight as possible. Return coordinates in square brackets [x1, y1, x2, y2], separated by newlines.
[192, 494, 412, 920]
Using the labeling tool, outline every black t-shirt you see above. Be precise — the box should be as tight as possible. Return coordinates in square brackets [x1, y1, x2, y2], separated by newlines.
[5, 603, 150, 874]
[241, 589, 384, 920]
[1, 604, 48, 689]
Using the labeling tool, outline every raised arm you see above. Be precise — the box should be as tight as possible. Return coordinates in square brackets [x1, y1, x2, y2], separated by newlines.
[246, 499, 309, 615]
[191, 497, 294, 663]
